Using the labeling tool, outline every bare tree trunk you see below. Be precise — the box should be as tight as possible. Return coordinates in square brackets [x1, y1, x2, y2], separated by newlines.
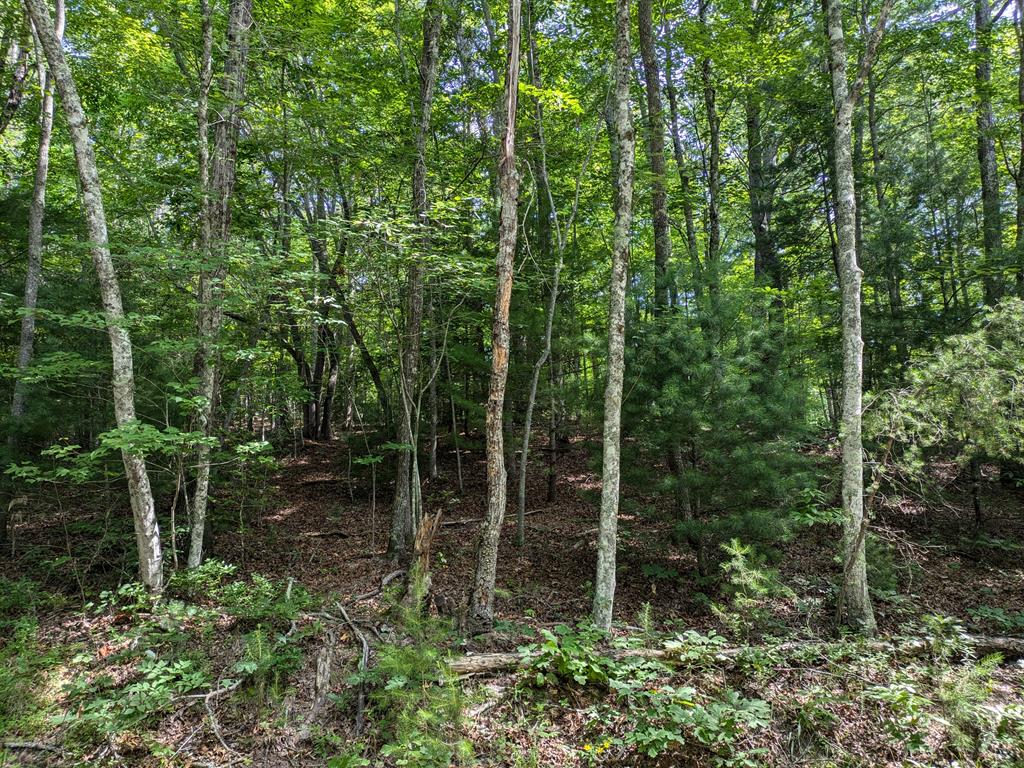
[24, 0, 163, 590]
[1016, 0, 1024, 296]
[189, 0, 253, 568]
[975, 0, 1003, 306]
[390, 0, 442, 561]
[4, 0, 64, 551]
[663, 30, 700, 303]
[0, 27, 30, 136]
[825, 0, 892, 635]
[637, 0, 672, 313]
[468, 0, 522, 633]
[428, 293, 439, 479]
[592, 0, 634, 632]
[866, 67, 907, 369]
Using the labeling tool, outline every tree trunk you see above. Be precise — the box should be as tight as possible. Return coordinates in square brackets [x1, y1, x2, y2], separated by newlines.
[1016, 0, 1024, 296]
[0, 28, 30, 137]
[4, 0, 64, 551]
[592, 0, 635, 632]
[825, 0, 877, 635]
[975, 0, 1003, 306]
[663, 30, 701, 304]
[24, 0, 163, 590]
[189, 0, 253, 568]
[866, 69, 907, 369]
[468, 0, 522, 633]
[389, 0, 442, 561]
[637, 0, 672, 314]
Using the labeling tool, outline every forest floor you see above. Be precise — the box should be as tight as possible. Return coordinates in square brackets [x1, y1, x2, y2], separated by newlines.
[2, 434, 1024, 767]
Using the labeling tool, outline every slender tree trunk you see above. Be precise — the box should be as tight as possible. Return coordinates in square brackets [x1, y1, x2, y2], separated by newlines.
[468, 0, 522, 633]
[825, 0, 879, 635]
[866, 71, 907, 369]
[699, 1, 722, 327]
[975, 0, 1003, 305]
[24, 0, 163, 590]
[663, 32, 700, 303]
[592, 0, 634, 632]
[1016, 0, 1024, 296]
[4, 0, 64, 551]
[516, 0, 557, 547]
[746, 83, 782, 317]
[0, 28, 30, 136]
[189, 0, 253, 568]
[428, 293, 439, 479]
[637, 0, 672, 313]
[390, 0, 442, 561]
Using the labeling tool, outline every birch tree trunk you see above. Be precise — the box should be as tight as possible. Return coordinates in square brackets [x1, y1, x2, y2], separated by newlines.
[24, 0, 163, 591]
[825, 0, 883, 635]
[389, 0, 441, 561]
[637, 0, 671, 313]
[592, 0, 635, 632]
[10, 0, 63, 436]
[4, 0, 64, 550]
[189, 0, 253, 568]
[468, 0, 522, 633]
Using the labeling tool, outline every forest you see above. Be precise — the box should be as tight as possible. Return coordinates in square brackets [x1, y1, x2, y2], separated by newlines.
[1, 0, 1024, 764]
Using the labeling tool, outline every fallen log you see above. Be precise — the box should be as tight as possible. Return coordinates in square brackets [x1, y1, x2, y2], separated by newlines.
[448, 634, 1024, 676]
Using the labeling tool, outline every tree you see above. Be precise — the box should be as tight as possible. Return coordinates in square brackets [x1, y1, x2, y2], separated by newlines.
[824, 0, 895, 635]
[189, 0, 254, 569]
[468, 0, 522, 633]
[637, 0, 672, 313]
[593, 0, 635, 632]
[23, 0, 163, 591]
[974, 0, 1003, 305]
[4, 0, 63, 549]
[390, 0, 443, 561]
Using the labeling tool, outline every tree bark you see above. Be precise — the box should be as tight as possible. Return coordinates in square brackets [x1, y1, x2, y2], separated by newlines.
[975, 0, 1003, 305]
[10, 0, 64, 438]
[468, 0, 522, 633]
[1016, 0, 1024, 296]
[592, 0, 635, 632]
[389, 0, 442, 561]
[4, 0, 64, 551]
[0, 28, 30, 137]
[189, 0, 253, 568]
[24, 0, 163, 590]
[637, 0, 672, 313]
[824, 0, 879, 634]
[663, 30, 701, 304]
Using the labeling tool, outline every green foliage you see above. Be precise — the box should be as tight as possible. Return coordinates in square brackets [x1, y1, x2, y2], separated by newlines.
[968, 605, 1024, 633]
[59, 655, 210, 740]
[520, 623, 611, 687]
[712, 539, 793, 640]
[361, 572, 471, 767]
[0, 618, 60, 737]
[870, 299, 1024, 483]
[234, 625, 303, 701]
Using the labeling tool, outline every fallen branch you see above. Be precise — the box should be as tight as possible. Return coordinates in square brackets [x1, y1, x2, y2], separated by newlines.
[350, 569, 405, 603]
